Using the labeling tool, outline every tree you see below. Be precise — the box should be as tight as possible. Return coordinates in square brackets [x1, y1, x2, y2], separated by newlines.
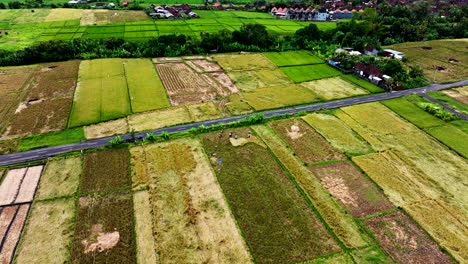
[0, 3, 6, 9]
[293, 23, 321, 48]
[8, 1, 22, 8]
[232, 23, 272, 48]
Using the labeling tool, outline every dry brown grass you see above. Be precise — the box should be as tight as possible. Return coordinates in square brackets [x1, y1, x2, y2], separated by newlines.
[269, 118, 345, 164]
[364, 211, 452, 264]
[84, 118, 128, 140]
[130, 138, 253, 264]
[186, 102, 222, 122]
[35, 156, 81, 200]
[133, 190, 159, 264]
[15, 198, 76, 264]
[0, 204, 30, 264]
[310, 161, 394, 218]
[252, 125, 368, 249]
[128, 106, 192, 132]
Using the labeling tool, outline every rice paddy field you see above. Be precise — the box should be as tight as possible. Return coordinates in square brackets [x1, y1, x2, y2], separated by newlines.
[0, 9, 337, 51]
[1, 96, 465, 263]
[0, 51, 380, 152]
[384, 38, 468, 84]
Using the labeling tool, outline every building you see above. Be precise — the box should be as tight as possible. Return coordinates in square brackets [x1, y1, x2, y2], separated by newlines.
[383, 49, 405, 60]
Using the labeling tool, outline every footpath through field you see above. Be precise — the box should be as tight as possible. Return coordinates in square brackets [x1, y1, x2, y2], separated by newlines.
[0, 80, 466, 167]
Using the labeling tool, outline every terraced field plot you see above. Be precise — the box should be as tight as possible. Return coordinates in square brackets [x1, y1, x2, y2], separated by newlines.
[385, 38, 468, 83]
[281, 64, 342, 83]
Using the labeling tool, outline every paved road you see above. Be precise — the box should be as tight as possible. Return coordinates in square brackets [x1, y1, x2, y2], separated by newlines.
[0, 80, 466, 167]
[419, 93, 468, 120]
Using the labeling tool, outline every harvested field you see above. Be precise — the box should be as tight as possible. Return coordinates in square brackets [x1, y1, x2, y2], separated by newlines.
[302, 113, 372, 156]
[70, 192, 136, 263]
[0, 166, 43, 206]
[309, 161, 394, 218]
[281, 64, 342, 83]
[252, 125, 368, 249]
[35, 156, 81, 200]
[188, 59, 222, 72]
[84, 118, 129, 140]
[201, 73, 231, 97]
[45, 8, 83, 21]
[223, 93, 253, 115]
[453, 86, 468, 97]
[242, 84, 321, 111]
[2, 97, 74, 140]
[201, 129, 341, 263]
[405, 199, 468, 262]
[123, 59, 170, 113]
[227, 68, 291, 91]
[213, 53, 276, 71]
[385, 39, 468, 83]
[310, 253, 353, 263]
[269, 118, 345, 164]
[14, 198, 76, 264]
[350, 246, 391, 263]
[264, 50, 323, 66]
[81, 148, 130, 193]
[133, 191, 158, 264]
[0, 66, 36, 129]
[300, 77, 368, 100]
[0, 204, 30, 264]
[187, 101, 222, 122]
[128, 106, 192, 132]
[210, 72, 239, 93]
[364, 211, 452, 264]
[156, 63, 219, 105]
[130, 138, 253, 264]
[81, 10, 149, 25]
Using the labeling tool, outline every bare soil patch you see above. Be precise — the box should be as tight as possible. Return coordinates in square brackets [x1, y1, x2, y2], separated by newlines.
[310, 161, 394, 218]
[210, 72, 239, 93]
[192, 59, 222, 72]
[364, 211, 452, 264]
[0, 204, 30, 264]
[82, 224, 120, 254]
[442, 90, 468, 104]
[0, 168, 27, 206]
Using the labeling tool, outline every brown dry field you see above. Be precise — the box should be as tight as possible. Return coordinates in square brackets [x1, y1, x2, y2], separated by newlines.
[1, 97, 73, 140]
[210, 72, 239, 94]
[81, 148, 130, 193]
[201, 73, 231, 97]
[0, 140, 19, 155]
[269, 118, 345, 164]
[0, 204, 30, 264]
[443, 89, 468, 104]
[156, 63, 219, 105]
[0, 66, 36, 130]
[191, 59, 222, 72]
[364, 211, 452, 264]
[310, 161, 394, 218]
[0, 168, 27, 206]
[14, 165, 43, 204]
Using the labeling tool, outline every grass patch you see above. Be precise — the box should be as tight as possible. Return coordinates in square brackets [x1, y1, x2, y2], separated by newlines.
[381, 97, 445, 129]
[302, 113, 372, 156]
[70, 192, 136, 263]
[269, 118, 345, 164]
[35, 156, 81, 200]
[17, 127, 85, 152]
[223, 93, 253, 115]
[264, 50, 323, 66]
[300, 76, 369, 100]
[424, 124, 468, 158]
[242, 84, 321, 111]
[15, 198, 76, 264]
[309, 161, 394, 218]
[252, 125, 368, 249]
[45, 8, 83, 21]
[130, 138, 253, 263]
[127, 106, 192, 132]
[281, 64, 342, 83]
[81, 148, 130, 193]
[123, 58, 170, 113]
[340, 74, 384, 93]
[350, 246, 391, 263]
[201, 128, 341, 263]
